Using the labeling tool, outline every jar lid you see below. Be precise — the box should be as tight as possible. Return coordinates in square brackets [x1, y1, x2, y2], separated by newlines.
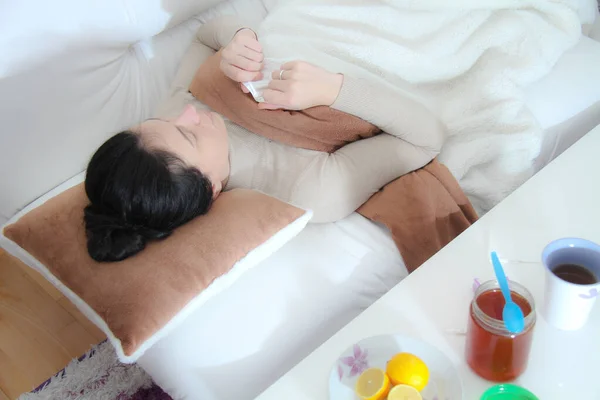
[480, 384, 538, 400]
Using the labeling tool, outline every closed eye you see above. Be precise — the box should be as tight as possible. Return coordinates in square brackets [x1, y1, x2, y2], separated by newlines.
[177, 126, 198, 147]
[146, 118, 196, 147]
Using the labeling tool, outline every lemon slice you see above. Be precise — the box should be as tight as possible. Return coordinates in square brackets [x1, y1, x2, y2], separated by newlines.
[387, 384, 423, 400]
[386, 352, 430, 391]
[354, 368, 390, 400]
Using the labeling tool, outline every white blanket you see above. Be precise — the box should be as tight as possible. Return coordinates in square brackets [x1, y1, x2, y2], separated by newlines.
[258, 0, 588, 213]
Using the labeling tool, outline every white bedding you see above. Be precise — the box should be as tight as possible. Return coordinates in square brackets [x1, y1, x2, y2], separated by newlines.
[527, 36, 600, 171]
[257, 0, 595, 215]
[138, 214, 407, 400]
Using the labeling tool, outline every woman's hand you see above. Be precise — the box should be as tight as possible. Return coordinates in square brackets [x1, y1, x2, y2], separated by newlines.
[220, 28, 264, 83]
[259, 61, 344, 110]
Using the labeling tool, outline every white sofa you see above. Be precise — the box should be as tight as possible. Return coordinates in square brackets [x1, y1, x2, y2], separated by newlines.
[1, 1, 600, 399]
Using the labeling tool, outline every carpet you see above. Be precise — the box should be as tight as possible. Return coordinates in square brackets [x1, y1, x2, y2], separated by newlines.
[18, 341, 171, 400]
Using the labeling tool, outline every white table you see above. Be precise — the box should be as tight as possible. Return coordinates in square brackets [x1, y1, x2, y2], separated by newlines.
[256, 124, 600, 400]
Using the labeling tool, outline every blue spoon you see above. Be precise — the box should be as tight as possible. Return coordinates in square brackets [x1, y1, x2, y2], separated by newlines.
[491, 251, 525, 334]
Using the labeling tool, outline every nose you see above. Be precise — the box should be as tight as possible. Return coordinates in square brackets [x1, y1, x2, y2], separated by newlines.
[177, 104, 201, 125]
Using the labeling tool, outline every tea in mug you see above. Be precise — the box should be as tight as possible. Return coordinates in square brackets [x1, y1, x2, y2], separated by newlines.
[552, 263, 598, 285]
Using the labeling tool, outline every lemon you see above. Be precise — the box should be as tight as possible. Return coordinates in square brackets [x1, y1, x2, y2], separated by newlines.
[385, 352, 429, 391]
[387, 384, 423, 400]
[354, 368, 391, 400]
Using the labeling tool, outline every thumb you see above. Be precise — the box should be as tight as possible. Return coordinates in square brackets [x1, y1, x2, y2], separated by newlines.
[240, 83, 250, 94]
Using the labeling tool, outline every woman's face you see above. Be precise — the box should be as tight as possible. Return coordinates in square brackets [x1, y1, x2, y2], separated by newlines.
[137, 105, 230, 197]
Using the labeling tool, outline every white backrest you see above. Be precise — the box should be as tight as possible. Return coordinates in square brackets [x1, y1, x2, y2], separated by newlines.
[0, 0, 273, 224]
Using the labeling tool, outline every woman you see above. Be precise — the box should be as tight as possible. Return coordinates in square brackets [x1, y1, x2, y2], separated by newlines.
[84, 16, 445, 262]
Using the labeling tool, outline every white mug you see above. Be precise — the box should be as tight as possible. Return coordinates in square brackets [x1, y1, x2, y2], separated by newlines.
[541, 238, 600, 331]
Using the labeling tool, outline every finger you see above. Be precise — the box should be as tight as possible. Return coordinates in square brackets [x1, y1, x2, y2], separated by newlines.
[240, 83, 250, 93]
[281, 60, 303, 71]
[266, 79, 290, 91]
[222, 64, 262, 82]
[271, 69, 290, 80]
[257, 103, 283, 110]
[232, 54, 262, 72]
[237, 35, 263, 54]
[234, 43, 264, 63]
[261, 88, 288, 106]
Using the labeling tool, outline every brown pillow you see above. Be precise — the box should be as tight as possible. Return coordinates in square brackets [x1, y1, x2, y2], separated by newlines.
[2, 183, 309, 361]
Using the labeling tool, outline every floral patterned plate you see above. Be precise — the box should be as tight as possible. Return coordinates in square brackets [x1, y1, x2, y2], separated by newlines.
[329, 334, 463, 400]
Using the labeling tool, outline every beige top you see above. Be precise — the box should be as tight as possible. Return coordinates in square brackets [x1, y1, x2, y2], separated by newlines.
[157, 16, 445, 223]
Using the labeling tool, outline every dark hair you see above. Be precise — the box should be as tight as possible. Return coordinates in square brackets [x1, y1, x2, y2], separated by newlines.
[83, 131, 213, 262]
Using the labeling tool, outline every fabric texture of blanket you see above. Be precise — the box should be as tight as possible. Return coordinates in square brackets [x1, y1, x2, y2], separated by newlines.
[190, 52, 478, 272]
[257, 0, 586, 214]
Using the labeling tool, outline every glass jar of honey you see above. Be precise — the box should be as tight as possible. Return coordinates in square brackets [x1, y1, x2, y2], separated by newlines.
[466, 280, 536, 382]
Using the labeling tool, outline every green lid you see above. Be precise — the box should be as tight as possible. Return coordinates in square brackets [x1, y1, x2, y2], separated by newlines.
[480, 384, 539, 400]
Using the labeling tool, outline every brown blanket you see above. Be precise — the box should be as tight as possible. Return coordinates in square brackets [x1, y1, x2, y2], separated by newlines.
[190, 52, 478, 272]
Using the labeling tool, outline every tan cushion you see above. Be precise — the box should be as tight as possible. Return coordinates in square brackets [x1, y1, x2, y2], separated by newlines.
[3, 183, 307, 359]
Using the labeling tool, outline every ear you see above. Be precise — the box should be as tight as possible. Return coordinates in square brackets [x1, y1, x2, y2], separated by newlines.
[212, 181, 223, 199]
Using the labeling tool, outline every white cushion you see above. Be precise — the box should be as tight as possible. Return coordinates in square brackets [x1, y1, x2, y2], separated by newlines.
[526, 36, 600, 129]
[589, 6, 600, 40]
